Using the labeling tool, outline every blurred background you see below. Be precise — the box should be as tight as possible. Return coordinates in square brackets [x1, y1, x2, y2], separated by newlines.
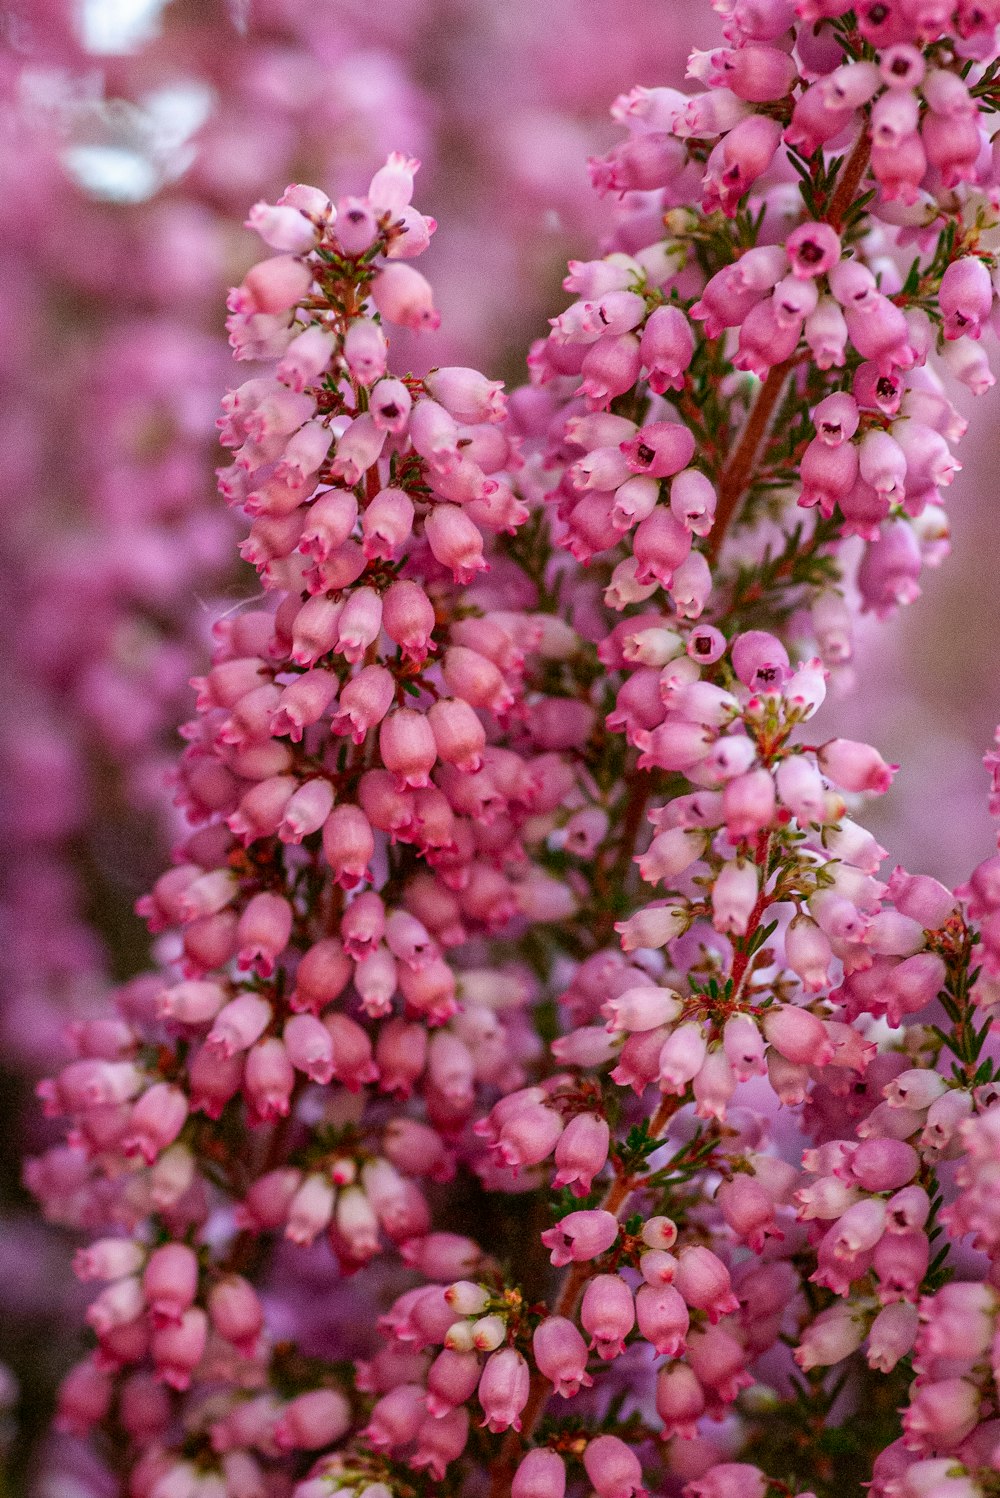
[0, 1, 996, 1491]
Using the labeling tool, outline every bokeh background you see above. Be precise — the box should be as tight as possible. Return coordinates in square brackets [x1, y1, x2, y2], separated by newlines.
[1, 1, 996, 1491]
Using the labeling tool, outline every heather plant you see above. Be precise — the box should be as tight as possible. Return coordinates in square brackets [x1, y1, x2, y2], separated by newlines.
[0, 0, 696, 1087]
[0, 5, 700, 1485]
[26, 4, 1000, 1498]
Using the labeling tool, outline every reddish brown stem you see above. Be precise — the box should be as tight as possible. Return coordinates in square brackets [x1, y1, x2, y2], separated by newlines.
[707, 129, 872, 562]
[706, 359, 793, 563]
[826, 130, 872, 234]
[726, 833, 775, 1005]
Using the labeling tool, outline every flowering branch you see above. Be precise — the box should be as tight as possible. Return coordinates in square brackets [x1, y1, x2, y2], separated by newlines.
[707, 359, 796, 562]
[26, 7, 1000, 1498]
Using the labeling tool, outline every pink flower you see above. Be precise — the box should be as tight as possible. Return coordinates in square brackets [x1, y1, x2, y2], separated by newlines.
[938, 256, 994, 341]
[795, 1303, 866, 1370]
[371, 263, 440, 330]
[674, 1246, 740, 1321]
[150, 1306, 208, 1391]
[902, 1378, 981, 1453]
[541, 1210, 619, 1267]
[274, 1390, 351, 1451]
[233, 256, 313, 316]
[142, 1244, 198, 1328]
[513, 1450, 567, 1498]
[684, 1466, 767, 1498]
[380, 710, 438, 791]
[818, 738, 899, 794]
[425, 366, 506, 423]
[583, 1435, 647, 1498]
[786, 221, 842, 279]
[581, 1274, 635, 1359]
[655, 1360, 706, 1440]
[552, 1112, 611, 1195]
[532, 1315, 593, 1395]
[424, 505, 488, 583]
[478, 1348, 530, 1433]
[247, 202, 321, 254]
[636, 1282, 689, 1356]
[121, 1083, 188, 1165]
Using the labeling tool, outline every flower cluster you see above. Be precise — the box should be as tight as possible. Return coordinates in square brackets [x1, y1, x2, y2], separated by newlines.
[0, 7, 708, 1479]
[28, 153, 599, 1495]
[25, 4, 1000, 1498]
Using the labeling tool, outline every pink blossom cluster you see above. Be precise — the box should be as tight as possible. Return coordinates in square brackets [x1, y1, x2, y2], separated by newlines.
[0, 0, 701, 1076]
[20, 3, 1000, 1498]
[0, 7, 701, 1471]
[28, 155, 585, 1494]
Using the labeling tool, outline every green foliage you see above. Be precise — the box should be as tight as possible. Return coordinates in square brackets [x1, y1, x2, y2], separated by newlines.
[727, 517, 842, 634]
[740, 1357, 912, 1498]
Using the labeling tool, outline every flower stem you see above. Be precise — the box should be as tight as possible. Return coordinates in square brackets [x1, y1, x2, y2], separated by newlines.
[826, 131, 872, 234]
[707, 128, 871, 563]
[707, 359, 794, 562]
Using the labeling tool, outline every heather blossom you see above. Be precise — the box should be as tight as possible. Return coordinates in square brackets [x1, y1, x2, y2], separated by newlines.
[20, 3, 1000, 1497]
